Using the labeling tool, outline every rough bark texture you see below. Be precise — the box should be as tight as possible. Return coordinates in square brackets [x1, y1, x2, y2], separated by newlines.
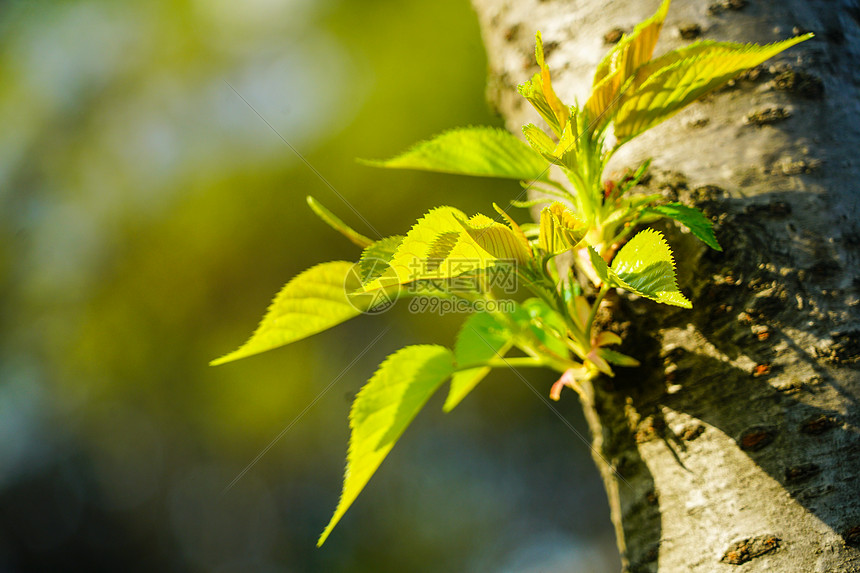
[471, 0, 860, 571]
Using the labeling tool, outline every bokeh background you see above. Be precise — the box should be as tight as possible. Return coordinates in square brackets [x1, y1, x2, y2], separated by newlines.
[0, 0, 620, 570]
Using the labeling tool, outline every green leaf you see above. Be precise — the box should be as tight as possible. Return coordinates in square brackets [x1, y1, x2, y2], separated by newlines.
[613, 35, 812, 142]
[444, 312, 512, 412]
[587, 245, 611, 285]
[610, 228, 691, 308]
[361, 207, 520, 292]
[598, 348, 641, 367]
[318, 345, 455, 546]
[306, 196, 373, 248]
[211, 262, 362, 366]
[358, 235, 405, 283]
[513, 298, 570, 359]
[360, 127, 548, 182]
[645, 202, 722, 250]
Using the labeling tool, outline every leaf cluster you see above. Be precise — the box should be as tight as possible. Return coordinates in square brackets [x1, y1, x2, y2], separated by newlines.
[212, 0, 810, 545]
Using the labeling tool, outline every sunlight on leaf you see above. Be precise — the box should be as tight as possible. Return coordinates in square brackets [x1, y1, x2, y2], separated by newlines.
[456, 213, 532, 263]
[593, 0, 670, 87]
[360, 127, 548, 181]
[646, 202, 721, 250]
[358, 235, 405, 283]
[318, 345, 455, 546]
[539, 202, 586, 255]
[610, 228, 691, 308]
[211, 261, 363, 365]
[522, 123, 563, 165]
[614, 35, 813, 142]
[587, 0, 669, 131]
[361, 206, 523, 292]
[518, 32, 571, 137]
[493, 202, 532, 250]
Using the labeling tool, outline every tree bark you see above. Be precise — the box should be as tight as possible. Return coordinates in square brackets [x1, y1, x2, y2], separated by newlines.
[471, 0, 860, 571]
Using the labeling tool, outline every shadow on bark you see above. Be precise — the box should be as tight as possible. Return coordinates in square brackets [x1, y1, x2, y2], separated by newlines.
[589, 187, 860, 571]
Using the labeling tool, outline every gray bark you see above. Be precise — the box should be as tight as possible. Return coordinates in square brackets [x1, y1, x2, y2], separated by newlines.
[470, 0, 860, 571]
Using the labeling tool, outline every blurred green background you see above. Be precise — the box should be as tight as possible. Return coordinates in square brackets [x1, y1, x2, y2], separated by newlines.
[0, 0, 619, 570]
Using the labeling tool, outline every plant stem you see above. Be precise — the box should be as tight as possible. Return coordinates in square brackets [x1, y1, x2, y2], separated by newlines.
[484, 356, 546, 369]
[584, 283, 610, 343]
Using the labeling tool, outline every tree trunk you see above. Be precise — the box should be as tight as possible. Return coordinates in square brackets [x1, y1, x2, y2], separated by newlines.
[470, 0, 860, 571]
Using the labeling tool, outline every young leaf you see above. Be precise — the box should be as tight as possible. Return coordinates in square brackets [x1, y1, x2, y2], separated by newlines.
[550, 367, 588, 401]
[493, 202, 532, 251]
[594, 330, 622, 347]
[617, 159, 652, 196]
[510, 197, 553, 209]
[587, 0, 670, 130]
[584, 68, 624, 133]
[593, 0, 670, 87]
[587, 245, 611, 285]
[518, 32, 570, 137]
[552, 119, 583, 171]
[613, 35, 813, 142]
[360, 127, 548, 182]
[211, 262, 363, 366]
[610, 228, 691, 308]
[645, 202, 722, 251]
[360, 207, 473, 291]
[522, 123, 563, 165]
[456, 213, 532, 263]
[318, 345, 455, 546]
[444, 312, 512, 412]
[586, 349, 614, 376]
[598, 348, 641, 367]
[534, 31, 569, 132]
[539, 202, 586, 255]
[361, 207, 521, 292]
[523, 117, 584, 173]
[306, 196, 373, 248]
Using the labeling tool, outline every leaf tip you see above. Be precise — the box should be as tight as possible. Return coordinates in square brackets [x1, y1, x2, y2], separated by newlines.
[209, 347, 247, 366]
[355, 157, 380, 167]
[317, 525, 333, 547]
